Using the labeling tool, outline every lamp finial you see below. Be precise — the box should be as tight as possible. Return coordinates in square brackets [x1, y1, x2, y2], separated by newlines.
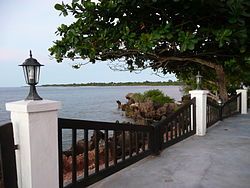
[30, 50, 32, 58]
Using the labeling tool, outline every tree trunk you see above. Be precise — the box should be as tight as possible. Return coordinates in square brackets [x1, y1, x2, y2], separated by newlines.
[215, 65, 228, 102]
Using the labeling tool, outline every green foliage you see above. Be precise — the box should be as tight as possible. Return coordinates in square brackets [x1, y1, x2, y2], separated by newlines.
[132, 93, 145, 103]
[133, 89, 174, 106]
[49, 0, 250, 95]
[213, 29, 233, 48]
[144, 89, 163, 98]
[177, 31, 198, 52]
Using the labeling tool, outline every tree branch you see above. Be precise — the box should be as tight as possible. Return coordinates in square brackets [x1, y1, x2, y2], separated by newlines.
[156, 56, 216, 69]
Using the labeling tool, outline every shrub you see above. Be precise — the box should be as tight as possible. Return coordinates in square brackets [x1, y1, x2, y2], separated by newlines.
[132, 93, 145, 103]
[150, 94, 174, 106]
[144, 89, 163, 98]
[133, 89, 174, 106]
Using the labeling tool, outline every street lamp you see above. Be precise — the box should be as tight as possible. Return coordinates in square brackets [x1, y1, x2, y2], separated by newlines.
[19, 50, 44, 100]
[196, 71, 203, 90]
[217, 98, 223, 106]
[240, 82, 244, 89]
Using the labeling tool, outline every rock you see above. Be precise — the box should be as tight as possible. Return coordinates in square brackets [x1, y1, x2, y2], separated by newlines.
[63, 130, 105, 157]
[89, 130, 105, 150]
[116, 100, 122, 109]
[76, 154, 84, 171]
[139, 101, 155, 119]
[63, 154, 72, 173]
[125, 93, 134, 100]
[125, 93, 135, 105]
[109, 131, 145, 160]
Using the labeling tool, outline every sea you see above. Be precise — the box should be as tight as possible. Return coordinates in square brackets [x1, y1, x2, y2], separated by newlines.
[0, 86, 183, 149]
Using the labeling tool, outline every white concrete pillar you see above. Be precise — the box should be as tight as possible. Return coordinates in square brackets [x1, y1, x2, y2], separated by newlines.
[189, 90, 209, 136]
[236, 89, 248, 114]
[6, 100, 61, 188]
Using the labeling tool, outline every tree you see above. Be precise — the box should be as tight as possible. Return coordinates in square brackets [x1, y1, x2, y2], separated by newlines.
[49, 0, 250, 101]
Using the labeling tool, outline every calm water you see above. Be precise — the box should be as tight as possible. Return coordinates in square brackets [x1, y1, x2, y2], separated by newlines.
[0, 86, 183, 149]
[0, 86, 183, 122]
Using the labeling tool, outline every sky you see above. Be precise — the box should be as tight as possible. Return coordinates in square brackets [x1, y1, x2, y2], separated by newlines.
[0, 0, 175, 87]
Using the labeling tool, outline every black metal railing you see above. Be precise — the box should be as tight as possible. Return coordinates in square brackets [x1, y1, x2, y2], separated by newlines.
[0, 122, 18, 188]
[58, 98, 197, 187]
[206, 93, 242, 128]
[247, 91, 250, 109]
[157, 98, 196, 150]
[207, 99, 221, 128]
[58, 119, 154, 187]
[222, 93, 241, 118]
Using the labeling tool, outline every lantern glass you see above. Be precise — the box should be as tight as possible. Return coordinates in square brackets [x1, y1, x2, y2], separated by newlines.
[217, 99, 223, 106]
[196, 71, 202, 90]
[23, 65, 41, 85]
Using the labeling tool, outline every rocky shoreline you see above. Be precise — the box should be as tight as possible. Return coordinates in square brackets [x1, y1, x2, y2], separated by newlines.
[116, 90, 179, 124]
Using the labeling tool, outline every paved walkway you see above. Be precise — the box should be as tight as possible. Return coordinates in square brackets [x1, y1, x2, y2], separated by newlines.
[90, 112, 250, 188]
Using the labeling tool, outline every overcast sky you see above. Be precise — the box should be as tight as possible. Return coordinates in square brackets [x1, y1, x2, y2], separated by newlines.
[0, 0, 175, 87]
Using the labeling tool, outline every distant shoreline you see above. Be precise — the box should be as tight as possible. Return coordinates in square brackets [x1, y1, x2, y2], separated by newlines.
[42, 81, 182, 87]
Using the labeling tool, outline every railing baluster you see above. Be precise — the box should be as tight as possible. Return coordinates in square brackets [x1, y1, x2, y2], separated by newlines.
[174, 119, 178, 138]
[105, 130, 109, 169]
[181, 113, 183, 135]
[94, 130, 99, 173]
[182, 111, 185, 135]
[142, 132, 145, 152]
[189, 105, 192, 132]
[72, 128, 77, 184]
[146, 132, 149, 150]
[188, 107, 191, 131]
[135, 132, 139, 154]
[58, 125, 63, 188]
[177, 119, 180, 137]
[113, 131, 117, 165]
[84, 129, 88, 178]
[179, 114, 183, 136]
[208, 106, 210, 124]
[166, 124, 169, 142]
[187, 106, 190, 132]
[184, 108, 188, 133]
[170, 122, 173, 140]
[122, 131, 125, 161]
[129, 131, 132, 158]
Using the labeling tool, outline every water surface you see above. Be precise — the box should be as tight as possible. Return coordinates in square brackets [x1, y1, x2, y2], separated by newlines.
[0, 86, 183, 122]
[0, 86, 183, 149]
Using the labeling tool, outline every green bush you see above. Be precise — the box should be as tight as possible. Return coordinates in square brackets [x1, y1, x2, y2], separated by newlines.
[144, 89, 164, 98]
[133, 89, 174, 105]
[132, 93, 145, 102]
[150, 94, 174, 105]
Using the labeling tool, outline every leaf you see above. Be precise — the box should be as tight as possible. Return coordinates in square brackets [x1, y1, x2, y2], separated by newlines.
[240, 46, 246, 53]
[187, 43, 195, 50]
[228, 17, 237, 24]
[214, 29, 232, 47]
[166, 33, 173, 39]
[180, 43, 187, 52]
[55, 4, 64, 11]
[241, 11, 250, 17]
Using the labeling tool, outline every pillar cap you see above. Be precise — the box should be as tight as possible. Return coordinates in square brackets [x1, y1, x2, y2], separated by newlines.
[236, 89, 248, 92]
[189, 90, 209, 95]
[6, 100, 61, 113]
